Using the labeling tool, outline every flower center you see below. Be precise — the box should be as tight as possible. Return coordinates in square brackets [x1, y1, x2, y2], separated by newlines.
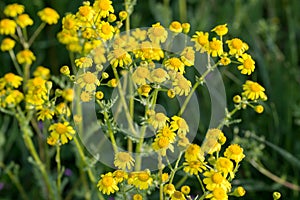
[136, 67, 149, 78]
[152, 27, 164, 37]
[158, 137, 169, 148]
[169, 58, 182, 68]
[138, 172, 149, 182]
[83, 73, 96, 84]
[171, 21, 181, 29]
[230, 145, 242, 154]
[243, 58, 252, 69]
[178, 79, 189, 89]
[212, 173, 223, 184]
[155, 113, 166, 121]
[102, 176, 113, 187]
[232, 38, 243, 50]
[152, 68, 166, 78]
[55, 123, 68, 134]
[213, 188, 226, 198]
[209, 40, 221, 50]
[197, 35, 208, 46]
[250, 83, 261, 92]
[99, 0, 110, 10]
[117, 152, 131, 162]
[101, 24, 111, 34]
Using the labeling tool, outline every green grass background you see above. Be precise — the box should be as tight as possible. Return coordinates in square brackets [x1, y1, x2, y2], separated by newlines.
[0, 0, 300, 199]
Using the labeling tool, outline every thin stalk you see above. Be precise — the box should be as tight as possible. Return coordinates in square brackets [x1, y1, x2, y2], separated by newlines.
[175, 175, 188, 188]
[8, 50, 23, 76]
[56, 145, 62, 199]
[196, 174, 206, 193]
[28, 22, 46, 47]
[179, 0, 187, 22]
[169, 151, 183, 184]
[158, 154, 164, 200]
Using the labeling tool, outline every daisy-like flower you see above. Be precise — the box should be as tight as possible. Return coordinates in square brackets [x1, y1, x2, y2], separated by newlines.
[137, 84, 151, 97]
[80, 91, 92, 102]
[232, 186, 246, 197]
[98, 21, 114, 40]
[75, 57, 93, 68]
[169, 21, 182, 33]
[4, 3, 24, 17]
[114, 152, 135, 170]
[148, 22, 168, 44]
[132, 66, 151, 85]
[165, 57, 185, 74]
[209, 37, 223, 57]
[113, 170, 128, 183]
[47, 136, 58, 146]
[170, 115, 189, 136]
[77, 72, 100, 91]
[183, 159, 207, 175]
[1, 38, 16, 51]
[92, 45, 106, 64]
[37, 108, 54, 121]
[33, 66, 51, 80]
[16, 14, 34, 28]
[148, 111, 169, 130]
[16, 49, 36, 65]
[211, 24, 228, 37]
[62, 14, 78, 31]
[157, 125, 176, 143]
[219, 54, 231, 66]
[150, 68, 169, 83]
[133, 194, 143, 200]
[3, 73, 23, 88]
[180, 47, 195, 67]
[203, 170, 231, 191]
[0, 19, 17, 35]
[97, 172, 119, 195]
[132, 170, 153, 190]
[181, 185, 190, 195]
[49, 121, 76, 144]
[152, 135, 174, 156]
[206, 187, 228, 200]
[237, 53, 255, 75]
[226, 38, 249, 56]
[224, 144, 245, 163]
[77, 3, 95, 22]
[4, 90, 24, 107]
[62, 88, 74, 102]
[108, 47, 132, 68]
[38, 7, 60, 25]
[215, 157, 234, 178]
[242, 80, 267, 101]
[93, 0, 114, 18]
[184, 143, 204, 161]
[132, 28, 147, 41]
[202, 129, 226, 154]
[164, 183, 176, 196]
[191, 31, 209, 53]
[55, 102, 71, 117]
[171, 191, 186, 200]
[173, 74, 192, 96]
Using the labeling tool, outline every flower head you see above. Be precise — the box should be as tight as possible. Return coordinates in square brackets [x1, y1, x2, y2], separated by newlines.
[148, 111, 169, 130]
[183, 160, 207, 175]
[224, 144, 245, 163]
[172, 74, 192, 96]
[49, 122, 76, 144]
[132, 66, 151, 85]
[184, 144, 204, 161]
[108, 47, 132, 68]
[3, 73, 23, 88]
[215, 157, 234, 178]
[114, 152, 135, 170]
[148, 22, 168, 44]
[93, 0, 114, 18]
[97, 172, 119, 195]
[191, 31, 209, 52]
[211, 24, 228, 36]
[38, 8, 60, 24]
[206, 187, 228, 200]
[1, 38, 16, 51]
[37, 108, 54, 121]
[203, 170, 231, 191]
[0, 19, 17, 35]
[242, 80, 267, 100]
[165, 57, 185, 74]
[170, 116, 189, 136]
[16, 49, 36, 65]
[16, 14, 34, 28]
[226, 38, 248, 56]
[237, 53, 255, 75]
[180, 47, 195, 66]
[98, 21, 114, 40]
[209, 37, 223, 57]
[150, 68, 169, 83]
[33, 66, 51, 80]
[171, 191, 186, 200]
[169, 21, 182, 33]
[113, 170, 128, 183]
[75, 57, 93, 68]
[77, 72, 100, 91]
[152, 136, 174, 156]
[132, 170, 153, 190]
[4, 4, 24, 17]
[164, 183, 176, 196]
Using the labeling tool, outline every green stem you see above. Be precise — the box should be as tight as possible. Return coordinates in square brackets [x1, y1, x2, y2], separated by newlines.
[175, 175, 188, 188]
[158, 154, 164, 200]
[28, 22, 46, 47]
[8, 50, 23, 76]
[196, 174, 206, 193]
[217, 105, 241, 129]
[56, 145, 62, 199]
[179, 0, 187, 22]
[169, 151, 183, 184]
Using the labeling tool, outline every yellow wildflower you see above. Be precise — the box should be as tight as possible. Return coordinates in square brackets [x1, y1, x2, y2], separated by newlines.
[33, 66, 50, 80]
[191, 31, 209, 52]
[114, 152, 135, 170]
[4, 3, 24, 17]
[3, 73, 23, 88]
[169, 21, 182, 33]
[16, 14, 34, 28]
[232, 186, 246, 197]
[164, 183, 176, 196]
[148, 112, 169, 130]
[183, 159, 207, 175]
[4, 90, 24, 107]
[97, 172, 119, 195]
[95, 91, 104, 100]
[108, 13, 117, 22]
[93, 0, 114, 18]
[55, 102, 71, 117]
[62, 14, 78, 31]
[0, 19, 17, 35]
[133, 194, 143, 200]
[152, 135, 174, 156]
[148, 22, 168, 44]
[180, 47, 195, 66]
[181, 185, 190, 195]
[185, 144, 204, 161]
[202, 129, 225, 154]
[173, 74, 192, 96]
[47, 136, 58, 146]
[132, 66, 151, 85]
[16, 49, 36, 65]
[77, 72, 100, 91]
[150, 68, 169, 83]
[219, 54, 231, 66]
[226, 38, 249, 56]
[273, 191, 281, 200]
[98, 21, 114, 40]
[49, 121, 76, 144]
[1, 38, 16, 51]
[209, 37, 223, 57]
[113, 170, 128, 183]
[237, 53, 255, 75]
[254, 105, 264, 113]
[108, 47, 132, 68]
[80, 91, 92, 102]
[75, 57, 93, 68]
[38, 7, 60, 25]
[77, 3, 94, 22]
[206, 187, 228, 200]
[60, 65, 70, 75]
[224, 144, 245, 163]
[132, 170, 153, 190]
[211, 24, 228, 37]
[132, 28, 147, 41]
[119, 11, 127, 20]
[62, 88, 74, 102]
[242, 80, 267, 101]
[215, 157, 234, 178]
[37, 108, 54, 121]
[157, 125, 176, 143]
[171, 191, 186, 200]
[203, 170, 231, 191]
[107, 78, 118, 87]
[165, 57, 185, 74]
[170, 115, 189, 135]
[92, 45, 106, 64]
[182, 23, 190, 34]
[137, 84, 151, 97]
[167, 89, 176, 98]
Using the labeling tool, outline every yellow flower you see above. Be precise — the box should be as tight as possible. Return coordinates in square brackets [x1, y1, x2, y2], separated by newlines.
[137, 84, 151, 97]
[97, 172, 119, 195]
[202, 129, 225, 154]
[148, 112, 169, 130]
[232, 186, 246, 197]
[150, 68, 169, 83]
[224, 144, 245, 163]
[16, 49, 36, 65]
[3, 73, 23, 88]
[148, 22, 168, 44]
[203, 170, 231, 192]
[4, 90, 24, 107]
[180, 47, 195, 67]
[137, 41, 164, 61]
[219, 54, 231, 66]
[132, 28, 147, 41]
[152, 135, 174, 156]
[226, 38, 249, 56]
[169, 21, 182, 33]
[191, 31, 209, 52]
[37, 108, 54, 121]
[77, 3, 94, 22]
[0, 19, 17, 35]
[242, 80, 267, 101]
[62, 88, 74, 102]
[165, 57, 185, 74]
[183, 159, 207, 175]
[182, 23, 190, 34]
[114, 152, 135, 170]
[132, 170, 153, 190]
[108, 47, 132, 68]
[237, 53, 255, 75]
[55, 102, 71, 117]
[211, 24, 228, 37]
[157, 125, 176, 143]
[254, 105, 264, 113]
[181, 185, 190, 195]
[133, 194, 143, 200]
[62, 14, 78, 31]
[164, 183, 176, 196]
[38, 7, 60, 24]
[1, 38, 16, 51]
[108, 78, 118, 87]
[119, 11, 128, 20]
[80, 91, 92, 102]
[60, 65, 70, 75]
[95, 91, 104, 100]
[4, 3, 24, 17]
[75, 57, 93, 68]
[173, 74, 192, 96]
[273, 191, 281, 200]
[49, 121, 76, 144]
[233, 95, 241, 103]
[205, 187, 228, 200]
[209, 37, 223, 57]
[77, 72, 100, 91]
[47, 136, 58, 146]
[25, 77, 47, 107]
[215, 157, 234, 178]
[132, 66, 151, 85]
[92, 45, 107, 64]
[170, 116, 189, 136]
[184, 143, 204, 161]
[113, 170, 128, 183]
[16, 14, 34, 28]
[108, 13, 117, 22]
[33, 66, 51, 80]
[93, 0, 114, 18]
[98, 21, 114, 40]
[167, 89, 176, 98]
[171, 191, 186, 200]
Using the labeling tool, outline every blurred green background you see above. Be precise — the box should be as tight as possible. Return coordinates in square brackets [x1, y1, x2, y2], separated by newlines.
[1, 0, 300, 199]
